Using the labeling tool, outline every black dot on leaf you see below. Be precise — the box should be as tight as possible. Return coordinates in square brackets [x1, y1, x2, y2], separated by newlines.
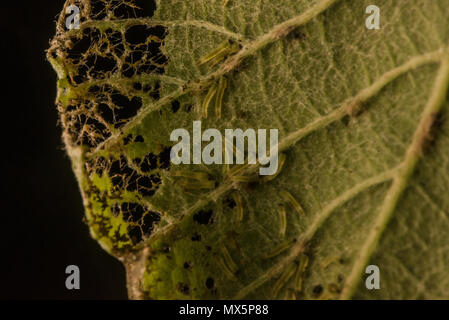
[184, 262, 191, 270]
[312, 284, 323, 296]
[191, 234, 202, 241]
[176, 283, 190, 295]
[133, 82, 142, 90]
[206, 277, 214, 289]
[225, 197, 236, 209]
[135, 135, 144, 143]
[193, 210, 213, 225]
[171, 100, 180, 113]
[149, 82, 161, 99]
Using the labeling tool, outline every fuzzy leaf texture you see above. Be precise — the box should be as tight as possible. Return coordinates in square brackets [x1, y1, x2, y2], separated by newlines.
[48, 0, 449, 299]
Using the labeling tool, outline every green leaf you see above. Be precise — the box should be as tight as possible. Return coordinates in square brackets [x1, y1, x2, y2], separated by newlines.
[48, 0, 449, 299]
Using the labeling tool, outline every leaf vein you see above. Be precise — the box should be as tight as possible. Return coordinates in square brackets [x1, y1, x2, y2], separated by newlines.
[339, 52, 449, 299]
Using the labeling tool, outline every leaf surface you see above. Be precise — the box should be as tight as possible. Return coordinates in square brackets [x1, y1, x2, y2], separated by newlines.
[48, 0, 449, 299]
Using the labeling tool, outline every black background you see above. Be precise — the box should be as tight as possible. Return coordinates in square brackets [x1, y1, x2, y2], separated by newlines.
[1, 1, 127, 299]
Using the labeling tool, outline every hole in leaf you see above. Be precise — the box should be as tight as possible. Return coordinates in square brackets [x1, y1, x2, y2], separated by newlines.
[193, 210, 213, 225]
